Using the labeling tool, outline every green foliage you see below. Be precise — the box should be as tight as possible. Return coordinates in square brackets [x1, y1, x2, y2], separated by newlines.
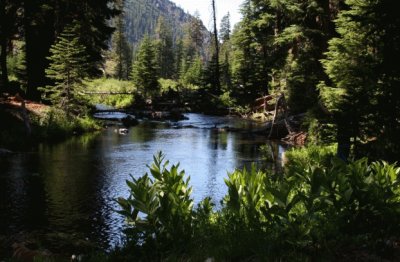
[180, 55, 203, 87]
[84, 78, 135, 108]
[35, 108, 99, 139]
[158, 78, 181, 94]
[106, 2, 132, 81]
[39, 24, 89, 116]
[219, 13, 231, 42]
[6, 41, 26, 84]
[285, 144, 337, 168]
[131, 36, 160, 98]
[305, 115, 337, 145]
[123, 0, 196, 52]
[320, 0, 400, 161]
[117, 152, 194, 254]
[117, 151, 400, 260]
[154, 16, 175, 79]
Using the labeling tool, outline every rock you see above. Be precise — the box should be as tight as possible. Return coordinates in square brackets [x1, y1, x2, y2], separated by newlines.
[12, 242, 53, 262]
[121, 115, 139, 127]
[114, 128, 129, 135]
[0, 148, 12, 155]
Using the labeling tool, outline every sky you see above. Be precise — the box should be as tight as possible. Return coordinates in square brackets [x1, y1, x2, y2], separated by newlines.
[170, 0, 244, 30]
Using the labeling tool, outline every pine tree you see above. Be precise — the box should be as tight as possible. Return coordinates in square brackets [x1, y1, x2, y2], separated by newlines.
[155, 16, 175, 79]
[220, 13, 233, 91]
[181, 55, 203, 87]
[131, 36, 159, 98]
[109, 0, 132, 80]
[210, 0, 221, 95]
[23, 0, 118, 100]
[219, 13, 231, 42]
[39, 24, 88, 115]
[179, 15, 205, 85]
[231, 1, 269, 104]
[189, 12, 205, 54]
[320, 0, 400, 160]
[0, 0, 22, 90]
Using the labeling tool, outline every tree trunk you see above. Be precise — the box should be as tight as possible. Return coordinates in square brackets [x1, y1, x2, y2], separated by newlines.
[211, 0, 221, 95]
[0, 1, 9, 91]
[24, 0, 54, 101]
[0, 33, 9, 91]
[336, 118, 351, 161]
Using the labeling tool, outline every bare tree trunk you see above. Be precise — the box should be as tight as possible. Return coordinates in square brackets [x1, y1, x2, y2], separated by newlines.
[0, 35, 9, 91]
[211, 0, 221, 95]
[268, 93, 293, 138]
[0, 1, 9, 91]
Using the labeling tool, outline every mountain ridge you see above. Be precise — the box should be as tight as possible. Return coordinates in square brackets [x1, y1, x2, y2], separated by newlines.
[123, 0, 207, 47]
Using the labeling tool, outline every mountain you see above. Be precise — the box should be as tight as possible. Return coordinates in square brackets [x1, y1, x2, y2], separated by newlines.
[123, 0, 206, 47]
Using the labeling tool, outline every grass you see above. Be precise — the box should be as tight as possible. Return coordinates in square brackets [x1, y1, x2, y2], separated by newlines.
[84, 78, 135, 108]
[0, 105, 101, 150]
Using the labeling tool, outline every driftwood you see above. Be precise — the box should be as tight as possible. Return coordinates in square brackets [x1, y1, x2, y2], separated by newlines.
[268, 93, 293, 138]
[282, 131, 307, 146]
[15, 93, 31, 136]
[252, 95, 275, 112]
[83, 91, 134, 95]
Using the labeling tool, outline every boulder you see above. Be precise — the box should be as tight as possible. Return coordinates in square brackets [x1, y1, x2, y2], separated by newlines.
[121, 115, 139, 127]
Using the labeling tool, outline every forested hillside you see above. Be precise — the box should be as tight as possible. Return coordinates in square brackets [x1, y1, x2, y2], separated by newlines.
[123, 0, 202, 46]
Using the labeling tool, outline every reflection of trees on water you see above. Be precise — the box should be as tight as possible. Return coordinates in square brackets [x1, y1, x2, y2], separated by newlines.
[0, 155, 47, 234]
[0, 115, 284, 250]
[128, 122, 161, 143]
[0, 133, 116, 249]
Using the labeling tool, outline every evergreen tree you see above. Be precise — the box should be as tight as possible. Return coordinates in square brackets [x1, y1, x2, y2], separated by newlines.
[231, 2, 269, 104]
[219, 13, 233, 91]
[219, 13, 231, 42]
[131, 36, 159, 98]
[0, 0, 22, 90]
[155, 16, 175, 79]
[210, 0, 221, 95]
[174, 37, 184, 80]
[39, 24, 88, 116]
[189, 12, 205, 54]
[23, 0, 118, 100]
[109, 0, 132, 80]
[220, 41, 232, 91]
[179, 14, 206, 85]
[181, 55, 203, 87]
[320, 0, 400, 160]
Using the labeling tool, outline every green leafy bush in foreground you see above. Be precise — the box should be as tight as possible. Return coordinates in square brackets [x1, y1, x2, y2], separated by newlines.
[117, 149, 400, 260]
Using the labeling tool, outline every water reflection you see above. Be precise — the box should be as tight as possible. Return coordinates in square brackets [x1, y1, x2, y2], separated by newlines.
[0, 114, 285, 250]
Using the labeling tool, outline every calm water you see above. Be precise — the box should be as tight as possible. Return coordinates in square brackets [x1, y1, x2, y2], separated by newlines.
[0, 114, 284, 251]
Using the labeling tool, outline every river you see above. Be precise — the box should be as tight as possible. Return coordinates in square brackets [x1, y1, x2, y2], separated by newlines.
[0, 113, 285, 253]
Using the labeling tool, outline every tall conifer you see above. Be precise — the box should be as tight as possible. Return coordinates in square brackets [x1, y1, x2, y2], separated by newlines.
[40, 24, 88, 115]
[131, 36, 159, 98]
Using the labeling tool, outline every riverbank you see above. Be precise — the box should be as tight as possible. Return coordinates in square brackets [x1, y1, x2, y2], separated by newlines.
[0, 95, 100, 150]
[0, 113, 283, 261]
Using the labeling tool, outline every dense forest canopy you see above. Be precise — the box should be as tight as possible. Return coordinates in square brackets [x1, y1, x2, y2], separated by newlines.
[1, 0, 400, 161]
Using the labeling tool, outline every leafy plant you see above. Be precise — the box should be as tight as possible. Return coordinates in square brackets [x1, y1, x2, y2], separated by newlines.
[117, 152, 194, 254]
[117, 150, 400, 260]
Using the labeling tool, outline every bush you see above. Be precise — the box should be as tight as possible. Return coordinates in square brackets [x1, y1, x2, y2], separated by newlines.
[284, 144, 337, 168]
[117, 152, 194, 256]
[34, 108, 100, 139]
[84, 78, 135, 108]
[117, 151, 400, 260]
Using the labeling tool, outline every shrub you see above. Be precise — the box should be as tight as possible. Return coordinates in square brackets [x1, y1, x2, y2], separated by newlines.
[117, 151, 400, 260]
[84, 78, 135, 108]
[117, 152, 194, 256]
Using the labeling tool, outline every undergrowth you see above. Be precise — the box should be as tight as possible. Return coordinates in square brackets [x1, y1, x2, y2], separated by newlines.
[110, 149, 400, 261]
